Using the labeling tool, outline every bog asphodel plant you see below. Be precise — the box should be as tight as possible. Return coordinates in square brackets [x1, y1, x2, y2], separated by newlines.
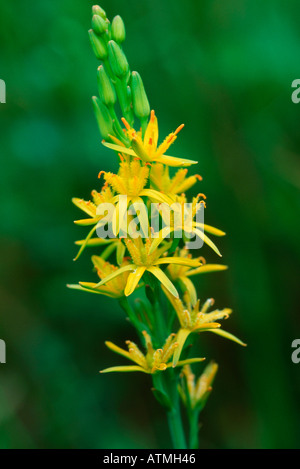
[68, 5, 245, 449]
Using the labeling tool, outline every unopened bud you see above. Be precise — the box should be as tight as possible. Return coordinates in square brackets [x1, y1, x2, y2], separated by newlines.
[92, 96, 114, 140]
[111, 15, 126, 44]
[92, 5, 106, 19]
[92, 14, 107, 35]
[89, 29, 107, 60]
[108, 40, 129, 78]
[97, 65, 116, 107]
[131, 71, 150, 120]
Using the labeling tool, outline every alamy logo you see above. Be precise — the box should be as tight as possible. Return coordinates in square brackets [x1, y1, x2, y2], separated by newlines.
[0, 339, 6, 363]
[0, 79, 6, 103]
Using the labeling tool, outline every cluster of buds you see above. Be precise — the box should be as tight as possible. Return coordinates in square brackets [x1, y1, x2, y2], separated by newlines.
[89, 5, 150, 142]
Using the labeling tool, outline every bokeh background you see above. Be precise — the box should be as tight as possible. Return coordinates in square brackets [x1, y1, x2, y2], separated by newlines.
[1, 0, 300, 449]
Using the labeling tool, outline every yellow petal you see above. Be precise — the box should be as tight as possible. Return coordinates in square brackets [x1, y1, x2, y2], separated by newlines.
[186, 264, 228, 277]
[100, 365, 147, 373]
[75, 238, 112, 246]
[94, 264, 136, 287]
[102, 141, 137, 157]
[193, 228, 222, 257]
[124, 266, 146, 296]
[105, 341, 132, 360]
[172, 328, 190, 367]
[148, 227, 173, 255]
[178, 276, 197, 306]
[72, 198, 97, 217]
[154, 257, 201, 267]
[73, 224, 98, 261]
[194, 223, 226, 236]
[156, 154, 197, 167]
[208, 328, 247, 346]
[147, 266, 179, 298]
[74, 217, 99, 226]
[174, 357, 206, 367]
[140, 189, 173, 205]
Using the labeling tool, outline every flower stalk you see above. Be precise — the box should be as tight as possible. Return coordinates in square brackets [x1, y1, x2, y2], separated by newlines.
[68, 4, 246, 449]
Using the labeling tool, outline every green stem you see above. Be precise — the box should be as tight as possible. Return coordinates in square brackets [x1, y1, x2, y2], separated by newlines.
[188, 410, 200, 449]
[167, 371, 187, 449]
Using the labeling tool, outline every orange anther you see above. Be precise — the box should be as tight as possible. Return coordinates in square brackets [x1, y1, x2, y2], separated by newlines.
[98, 171, 105, 179]
[174, 123, 184, 135]
[150, 110, 155, 122]
[195, 174, 203, 181]
[121, 117, 131, 130]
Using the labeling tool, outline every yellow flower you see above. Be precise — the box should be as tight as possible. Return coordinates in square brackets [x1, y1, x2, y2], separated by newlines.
[72, 186, 117, 260]
[166, 250, 228, 306]
[101, 331, 205, 374]
[94, 236, 202, 298]
[99, 157, 172, 206]
[67, 255, 131, 299]
[162, 285, 246, 366]
[178, 361, 218, 411]
[149, 194, 226, 257]
[102, 110, 198, 167]
[150, 163, 202, 195]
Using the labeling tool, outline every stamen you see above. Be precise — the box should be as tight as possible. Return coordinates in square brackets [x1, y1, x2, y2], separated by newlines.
[195, 174, 203, 181]
[174, 123, 184, 135]
[150, 110, 155, 122]
[98, 171, 105, 179]
[121, 117, 131, 130]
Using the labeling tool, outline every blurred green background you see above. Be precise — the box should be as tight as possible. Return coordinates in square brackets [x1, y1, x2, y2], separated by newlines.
[1, 0, 300, 449]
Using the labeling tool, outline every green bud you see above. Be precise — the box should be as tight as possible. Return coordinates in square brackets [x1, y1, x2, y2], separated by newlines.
[97, 65, 116, 107]
[108, 40, 129, 78]
[92, 5, 106, 19]
[92, 96, 115, 140]
[92, 14, 107, 35]
[131, 71, 150, 120]
[89, 29, 107, 60]
[111, 15, 126, 44]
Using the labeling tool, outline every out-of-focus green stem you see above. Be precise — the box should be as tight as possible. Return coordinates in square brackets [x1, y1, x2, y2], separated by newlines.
[188, 410, 200, 449]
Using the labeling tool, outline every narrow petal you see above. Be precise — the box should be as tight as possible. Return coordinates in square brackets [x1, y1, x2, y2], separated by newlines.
[178, 276, 197, 306]
[102, 141, 137, 157]
[75, 238, 112, 246]
[73, 224, 98, 261]
[105, 341, 132, 360]
[186, 264, 228, 276]
[156, 154, 197, 167]
[147, 266, 179, 298]
[193, 228, 222, 257]
[207, 328, 247, 346]
[72, 198, 97, 217]
[149, 226, 173, 255]
[94, 264, 136, 287]
[172, 328, 190, 367]
[174, 357, 206, 367]
[155, 257, 201, 267]
[124, 266, 146, 296]
[100, 366, 147, 373]
[140, 189, 173, 205]
[74, 217, 99, 226]
[194, 223, 226, 236]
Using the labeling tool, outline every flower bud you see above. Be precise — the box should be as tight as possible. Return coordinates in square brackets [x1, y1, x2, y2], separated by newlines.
[108, 40, 129, 78]
[111, 15, 126, 44]
[92, 96, 114, 140]
[131, 71, 150, 120]
[89, 29, 107, 60]
[92, 14, 108, 35]
[97, 65, 116, 107]
[92, 5, 106, 19]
